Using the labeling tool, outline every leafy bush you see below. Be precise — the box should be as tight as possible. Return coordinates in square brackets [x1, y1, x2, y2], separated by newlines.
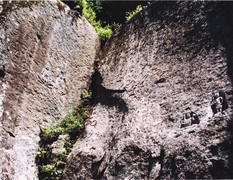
[110, 22, 122, 31]
[40, 164, 54, 173]
[37, 147, 47, 159]
[40, 90, 92, 142]
[77, 0, 112, 41]
[61, 109, 84, 133]
[37, 90, 92, 180]
[40, 164, 62, 180]
[81, 89, 92, 102]
[40, 126, 63, 142]
[96, 25, 112, 40]
[125, 5, 142, 22]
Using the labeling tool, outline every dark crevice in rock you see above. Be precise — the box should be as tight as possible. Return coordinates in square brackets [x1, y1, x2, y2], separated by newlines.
[170, 156, 178, 179]
[2, 127, 15, 138]
[209, 159, 226, 179]
[89, 69, 128, 113]
[157, 149, 165, 179]
[36, 34, 42, 43]
[95, 165, 107, 180]
[210, 145, 218, 156]
[6, 131, 15, 137]
[148, 155, 157, 178]
[185, 171, 196, 179]
[155, 78, 166, 84]
[110, 162, 124, 177]
[91, 155, 107, 180]
[0, 69, 5, 78]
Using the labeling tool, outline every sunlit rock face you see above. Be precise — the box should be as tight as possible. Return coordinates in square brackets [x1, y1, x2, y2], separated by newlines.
[0, 1, 99, 179]
[64, 2, 233, 179]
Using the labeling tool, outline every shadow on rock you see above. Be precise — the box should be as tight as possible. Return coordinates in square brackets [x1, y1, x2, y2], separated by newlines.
[89, 70, 128, 113]
[207, 2, 233, 178]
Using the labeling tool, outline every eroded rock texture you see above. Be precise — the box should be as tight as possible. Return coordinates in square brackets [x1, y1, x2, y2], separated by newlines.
[0, 1, 99, 179]
[64, 2, 233, 179]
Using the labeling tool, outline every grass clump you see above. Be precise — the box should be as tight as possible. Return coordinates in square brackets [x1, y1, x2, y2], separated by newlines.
[37, 90, 92, 180]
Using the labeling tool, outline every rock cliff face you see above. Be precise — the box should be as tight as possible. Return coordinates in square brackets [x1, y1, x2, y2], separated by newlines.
[63, 2, 233, 179]
[1, 1, 233, 180]
[0, 1, 99, 180]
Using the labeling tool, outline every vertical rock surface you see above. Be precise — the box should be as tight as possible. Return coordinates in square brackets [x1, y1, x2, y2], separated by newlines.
[64, 2, 233, 179]
[0, 1, 99, 180]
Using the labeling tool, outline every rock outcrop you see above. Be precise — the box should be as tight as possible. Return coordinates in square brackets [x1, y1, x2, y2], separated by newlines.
[63, 2, 233, 179]
[0, 1, 99, 179]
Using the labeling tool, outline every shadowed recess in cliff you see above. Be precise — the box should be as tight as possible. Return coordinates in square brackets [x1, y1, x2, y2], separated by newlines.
[207, 2, 233, 178]
[89, 70, 128, 113]
[0, 69, 5, 78]
[148, 148, 165, 179]
[91, 153, 107, 179]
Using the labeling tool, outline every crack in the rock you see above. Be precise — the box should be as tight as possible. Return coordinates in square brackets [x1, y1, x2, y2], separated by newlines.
[91, 154, 108, 180]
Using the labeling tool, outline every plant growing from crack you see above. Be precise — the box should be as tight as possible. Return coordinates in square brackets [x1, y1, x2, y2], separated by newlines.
[125, 5, 142, 22]
[36, 90, 92, 180]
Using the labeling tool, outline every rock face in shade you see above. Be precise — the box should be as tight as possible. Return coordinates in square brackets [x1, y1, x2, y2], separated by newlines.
[0, 1, 99, 179]
[63, 2, 233, 179]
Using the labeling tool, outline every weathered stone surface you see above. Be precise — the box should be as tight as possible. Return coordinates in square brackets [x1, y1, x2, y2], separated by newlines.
[0, 1, 99, 179]
[63, 2, 233, 179]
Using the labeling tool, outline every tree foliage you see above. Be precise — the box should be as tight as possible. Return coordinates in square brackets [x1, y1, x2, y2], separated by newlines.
[76, 0, 112, 41]
[72, 0, 151, 42]
[125, 5, 143, 22]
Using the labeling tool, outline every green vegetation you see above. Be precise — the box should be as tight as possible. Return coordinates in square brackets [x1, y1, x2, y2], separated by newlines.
[93, 1, 151, 26]
[77, 0, 112, 41]
[37, 90, 92, 180]
[73, 1, 151, 42]
[125, 5, 143, 22]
